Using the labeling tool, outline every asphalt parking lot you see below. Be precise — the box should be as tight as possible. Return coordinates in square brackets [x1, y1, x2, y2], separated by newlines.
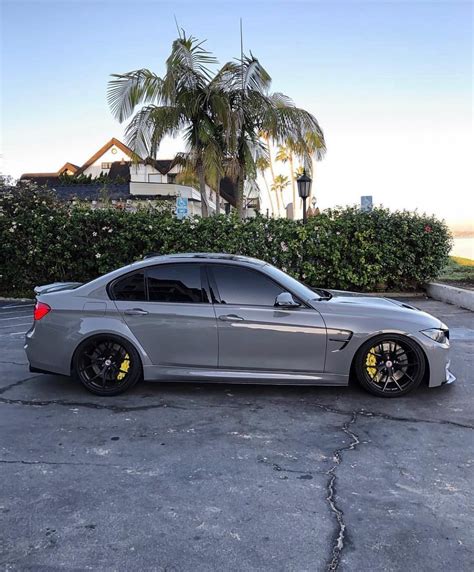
[0, 298, 473, 571]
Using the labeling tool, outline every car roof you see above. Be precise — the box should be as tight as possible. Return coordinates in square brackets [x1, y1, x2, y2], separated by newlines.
[142, 253, 266, 266]
[75, 253, 268, 297]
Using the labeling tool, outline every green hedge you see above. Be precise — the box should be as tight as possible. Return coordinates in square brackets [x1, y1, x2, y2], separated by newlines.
[0, 183, 452, 297]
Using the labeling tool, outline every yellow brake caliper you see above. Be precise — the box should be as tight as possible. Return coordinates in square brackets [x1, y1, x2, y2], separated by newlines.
[116, 353, 130, 381]
[366, 349, 377, 380]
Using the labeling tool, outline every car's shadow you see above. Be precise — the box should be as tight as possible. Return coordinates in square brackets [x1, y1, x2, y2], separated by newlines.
[18, 371, 453, 414]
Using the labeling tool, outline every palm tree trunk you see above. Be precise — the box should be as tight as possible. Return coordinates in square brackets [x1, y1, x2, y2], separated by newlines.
[262, 172, 275, 216]
[289, 152, 297, 220]
[197, 159, 209, 218]
[265, 137, 281, 217]
[236, 171, 245, 219]
[215, 176, 221, 215]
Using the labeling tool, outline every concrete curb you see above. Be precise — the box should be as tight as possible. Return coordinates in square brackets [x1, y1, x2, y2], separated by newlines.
[425, 282, 474, 312]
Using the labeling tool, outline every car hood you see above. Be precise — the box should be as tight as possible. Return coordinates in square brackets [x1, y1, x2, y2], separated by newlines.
[309, 290, 443, 329]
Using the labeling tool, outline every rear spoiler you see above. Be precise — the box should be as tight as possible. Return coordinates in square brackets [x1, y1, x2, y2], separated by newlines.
[34, 282, 83, 295]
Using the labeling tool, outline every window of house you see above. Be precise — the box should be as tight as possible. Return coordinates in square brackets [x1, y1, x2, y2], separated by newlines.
[210, 265, 285, 307]
[101, 162, 112, 169]
[111, 271, 146, 301]
[146, 264, 206, 303]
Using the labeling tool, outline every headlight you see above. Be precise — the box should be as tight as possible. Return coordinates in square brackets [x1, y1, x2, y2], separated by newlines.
[421, 328, 449, 344]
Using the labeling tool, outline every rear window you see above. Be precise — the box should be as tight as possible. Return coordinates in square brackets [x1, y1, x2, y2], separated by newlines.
[146, 264, 206, 303]
[111, 271, 146, 301]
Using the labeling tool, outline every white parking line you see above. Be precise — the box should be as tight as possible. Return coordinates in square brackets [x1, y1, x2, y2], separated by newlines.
[0, 304, 34, 309]
[0, 322, 32, 329]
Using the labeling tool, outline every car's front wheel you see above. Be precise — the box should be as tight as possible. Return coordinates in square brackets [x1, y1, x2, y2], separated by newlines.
[72, 335, 142, 396]
[354, 334, 426, 397]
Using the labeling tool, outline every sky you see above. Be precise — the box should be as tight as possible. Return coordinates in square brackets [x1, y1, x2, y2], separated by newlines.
[1, 0, 473, 230]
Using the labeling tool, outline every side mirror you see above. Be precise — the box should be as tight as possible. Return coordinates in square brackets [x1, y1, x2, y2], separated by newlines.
[274, 292, 301, 308]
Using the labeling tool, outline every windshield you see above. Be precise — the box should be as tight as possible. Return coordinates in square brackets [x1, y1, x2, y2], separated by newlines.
[263, 264, 331, 301]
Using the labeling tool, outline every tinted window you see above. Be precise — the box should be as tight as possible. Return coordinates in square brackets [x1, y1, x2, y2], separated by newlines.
[211, 265, 285, 306]
[147, 264, 206, 303]
[112, 271, 146, 301]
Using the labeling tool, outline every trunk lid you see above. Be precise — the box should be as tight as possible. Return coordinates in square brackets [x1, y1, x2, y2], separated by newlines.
[34, 282, 83, 295]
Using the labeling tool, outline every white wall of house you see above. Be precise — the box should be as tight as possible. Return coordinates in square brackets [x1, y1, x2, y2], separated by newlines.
[82, 145, 130, 178]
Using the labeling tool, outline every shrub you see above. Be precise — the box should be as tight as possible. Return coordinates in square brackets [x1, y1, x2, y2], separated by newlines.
[0, 182, 452, 297]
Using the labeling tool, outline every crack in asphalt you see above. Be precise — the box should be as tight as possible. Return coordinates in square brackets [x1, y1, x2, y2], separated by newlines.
[0, 459, 126, 468]
[0, 361, 28, 366]
[308, 401, 474, 430]
[0, 393, 472, 429]
[0, 375, 40, 395]
[325, 411, 360, 572]
[0, 396, 187, 412]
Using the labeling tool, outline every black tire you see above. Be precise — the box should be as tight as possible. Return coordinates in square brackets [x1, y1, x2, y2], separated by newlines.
[354, 334, 425, 398]
[72, 335, 142, 396]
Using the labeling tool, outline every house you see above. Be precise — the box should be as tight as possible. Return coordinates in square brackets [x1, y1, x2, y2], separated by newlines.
[20, 138, 258, 215]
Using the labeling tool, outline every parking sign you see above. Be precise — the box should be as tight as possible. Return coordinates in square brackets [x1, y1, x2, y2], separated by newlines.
[361, 195, 373, 212]
[176, 196, 189, 219]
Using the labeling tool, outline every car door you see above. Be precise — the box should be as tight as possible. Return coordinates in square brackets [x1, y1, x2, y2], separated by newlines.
[207, 263, 327, 373]
[111, 263, 218, 368]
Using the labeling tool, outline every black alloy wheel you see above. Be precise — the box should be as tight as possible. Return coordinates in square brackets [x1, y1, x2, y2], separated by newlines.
[73, 336, 142, 396]
[355, 334, 425, 397]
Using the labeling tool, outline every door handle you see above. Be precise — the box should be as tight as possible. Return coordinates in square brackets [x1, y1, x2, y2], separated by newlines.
[219, 314, 244, 322]
[124, 308, 149, 316]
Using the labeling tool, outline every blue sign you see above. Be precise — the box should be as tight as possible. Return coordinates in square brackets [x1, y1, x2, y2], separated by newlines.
[176, 196, 189, 219]
[361, 195, 373, 213]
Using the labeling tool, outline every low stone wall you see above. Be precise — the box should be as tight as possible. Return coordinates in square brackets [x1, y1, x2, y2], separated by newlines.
[426, 283, 474, 312]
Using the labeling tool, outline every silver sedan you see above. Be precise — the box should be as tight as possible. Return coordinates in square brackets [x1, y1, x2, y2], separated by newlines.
[24, 253, 455, 397]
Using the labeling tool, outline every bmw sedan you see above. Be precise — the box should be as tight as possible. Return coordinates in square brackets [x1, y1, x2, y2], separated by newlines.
[25, 253, 455, 397]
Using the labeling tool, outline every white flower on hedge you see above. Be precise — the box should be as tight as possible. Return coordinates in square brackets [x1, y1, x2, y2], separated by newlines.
[9, 227, 15, 233]
[148, 225, 153, 230]
[281, 242, 288, 251]
[92, 231, 97, 237]
[95, 253, 101, 259]
[108, 228, 113, 233]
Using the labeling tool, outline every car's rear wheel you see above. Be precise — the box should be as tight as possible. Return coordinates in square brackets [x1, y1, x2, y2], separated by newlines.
[355, 334, 425, 397]
[72, 335, 142, 396]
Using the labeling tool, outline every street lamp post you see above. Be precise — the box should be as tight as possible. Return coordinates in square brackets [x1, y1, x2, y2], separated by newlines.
[297, 169, 312, 224]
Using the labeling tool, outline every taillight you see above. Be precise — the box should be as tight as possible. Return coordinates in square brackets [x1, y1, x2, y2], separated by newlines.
[34, 301, 51, 321]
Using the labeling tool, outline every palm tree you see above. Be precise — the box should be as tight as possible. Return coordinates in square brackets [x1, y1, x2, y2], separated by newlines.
[275, 145, 296, 218]
[271, 174, 289, 215]
[255, 156, 276, 216]
[275, 131, 326, 220]
[215, 54, 326, 218]
[108, 32, 230, 217]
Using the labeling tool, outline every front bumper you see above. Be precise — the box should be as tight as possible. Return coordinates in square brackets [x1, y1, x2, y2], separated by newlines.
[443, 360, 456, 385]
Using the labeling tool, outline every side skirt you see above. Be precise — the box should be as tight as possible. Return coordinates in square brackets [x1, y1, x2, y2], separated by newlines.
[143, 366, 348, 386]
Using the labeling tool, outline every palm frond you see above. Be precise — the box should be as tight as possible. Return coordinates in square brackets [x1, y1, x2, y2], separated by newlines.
[124, 105, 182, 158]
[107, 70, 164, 122]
